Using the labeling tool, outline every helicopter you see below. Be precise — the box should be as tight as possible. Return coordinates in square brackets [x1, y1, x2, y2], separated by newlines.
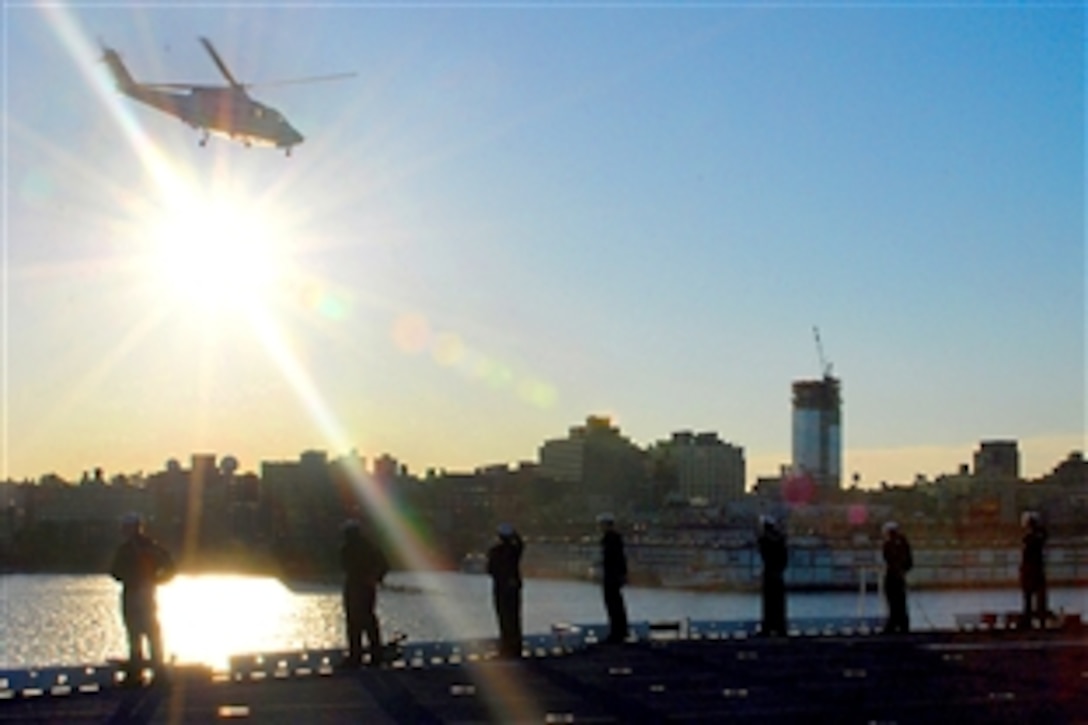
[100, 37, 354, 156]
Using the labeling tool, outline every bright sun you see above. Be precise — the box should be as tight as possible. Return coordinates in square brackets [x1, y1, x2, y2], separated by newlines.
[145, 184, 291, 314]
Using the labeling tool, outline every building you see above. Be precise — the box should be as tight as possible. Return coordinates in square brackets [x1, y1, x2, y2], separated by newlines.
[655, 431, 746, 506]
[791, 376, 842, 492]
[538, 416, 649, 515]
[260, 450, 343, 576]
[32, 470, 148, 524]
[973, 440, 1020, 480]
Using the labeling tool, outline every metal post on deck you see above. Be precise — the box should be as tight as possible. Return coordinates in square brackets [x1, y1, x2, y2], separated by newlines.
[857, 565, 882, 626]
[857, 566, 866, 619]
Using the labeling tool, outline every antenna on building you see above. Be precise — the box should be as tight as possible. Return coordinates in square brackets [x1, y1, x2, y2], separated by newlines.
[813, 325, 833, 379]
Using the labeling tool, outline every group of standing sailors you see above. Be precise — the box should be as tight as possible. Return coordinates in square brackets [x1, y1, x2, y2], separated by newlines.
[486, 513, 630, 658]
[478, 510, 1050, 653]
[758, 512, 1049, 637]
[758, 516, 916, 636]
[107, 507, 1052, 682]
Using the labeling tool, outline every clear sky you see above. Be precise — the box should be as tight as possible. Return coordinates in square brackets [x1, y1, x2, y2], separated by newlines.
[3, 2, 1084, 488]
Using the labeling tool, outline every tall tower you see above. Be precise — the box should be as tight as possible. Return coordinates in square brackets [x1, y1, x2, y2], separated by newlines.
[791, 375, 842, 492]
[792, 328, 843, 492]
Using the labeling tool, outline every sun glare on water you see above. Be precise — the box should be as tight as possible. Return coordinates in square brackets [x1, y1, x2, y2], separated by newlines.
[157, 574, 295, 671]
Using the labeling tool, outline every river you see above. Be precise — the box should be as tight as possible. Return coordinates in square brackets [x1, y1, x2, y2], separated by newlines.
[1, 573, 1084, 671]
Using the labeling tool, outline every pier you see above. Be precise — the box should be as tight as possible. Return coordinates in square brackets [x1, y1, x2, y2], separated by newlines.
[1, 617, 1085, 723]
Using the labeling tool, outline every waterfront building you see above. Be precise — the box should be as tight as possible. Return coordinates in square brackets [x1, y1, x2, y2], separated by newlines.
[372, 453, 402, 490]
[192, 454, 232, 549]
[32, 469, 148, 524]
[538, 416, 649, 515]
[928, 441, 1022, 528]
[973, 440, 1020, 480]
[653, 431, 745, 506]
[791, 376, 842, 492]
[143, 454, 236, 558]
[1039, 451, 1087, 488]
[9, 470, 151, 569]
[1019, 451, 1088, 532]
[261, 451, 342, 575]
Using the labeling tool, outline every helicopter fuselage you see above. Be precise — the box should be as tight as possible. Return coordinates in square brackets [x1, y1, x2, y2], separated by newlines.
[123, 85, 304, 150]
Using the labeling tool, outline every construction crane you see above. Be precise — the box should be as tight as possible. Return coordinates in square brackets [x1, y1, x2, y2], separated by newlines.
[813, 326, 833, 379]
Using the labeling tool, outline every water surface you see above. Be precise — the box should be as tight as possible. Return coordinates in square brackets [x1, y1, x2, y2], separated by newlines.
[1, 573, 1083, 670]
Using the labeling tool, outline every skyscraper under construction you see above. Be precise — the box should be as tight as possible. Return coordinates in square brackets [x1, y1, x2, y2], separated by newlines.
[791, 375, 842, 492]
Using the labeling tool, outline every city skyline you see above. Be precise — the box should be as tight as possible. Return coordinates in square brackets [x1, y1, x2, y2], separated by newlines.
[4, 5, 1083, 489]
[7, 416, 1079, 492]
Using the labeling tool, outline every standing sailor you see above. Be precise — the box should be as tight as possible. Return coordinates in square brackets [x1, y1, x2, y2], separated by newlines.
[340, 519, 389, 667]
[881, 521, 913, 634]
[757, 515, 789, 636]
[1019, 511, 1048, 629]
[487, 523, 524, 658]
[598, 513, 629, 644]
[110, 512, 175, 685]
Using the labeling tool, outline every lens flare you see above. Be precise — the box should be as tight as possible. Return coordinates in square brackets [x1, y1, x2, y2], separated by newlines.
[847, 503, 869, 526]
[389, 315, 558, 410]
[518, 378, 557, 409]
[392, 312, 431, 354]
[432, 332, 464, 367]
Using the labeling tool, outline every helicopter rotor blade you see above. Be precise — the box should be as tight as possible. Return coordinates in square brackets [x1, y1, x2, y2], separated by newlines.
[246, 71, 358, 90]
[142, 82, 225, 91]
[199, 36, 242, 88]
